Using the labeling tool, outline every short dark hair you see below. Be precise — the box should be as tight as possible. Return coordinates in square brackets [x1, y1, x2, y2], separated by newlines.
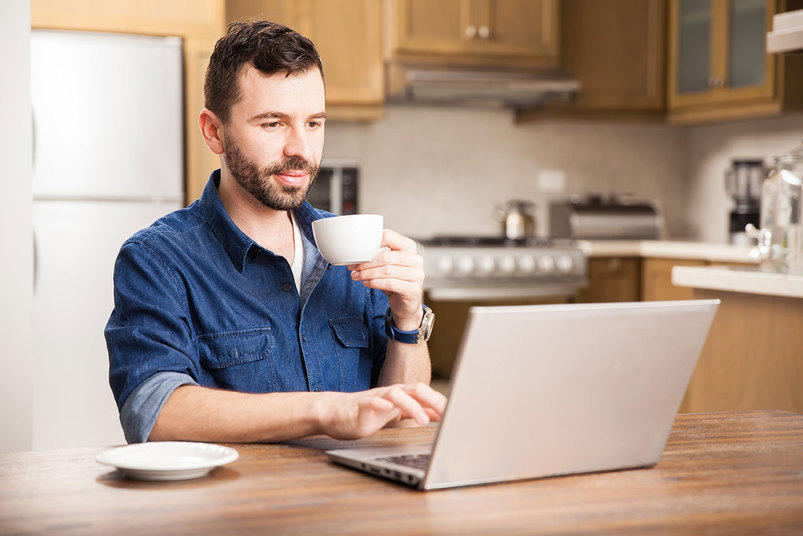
[204, 20, 324, 123]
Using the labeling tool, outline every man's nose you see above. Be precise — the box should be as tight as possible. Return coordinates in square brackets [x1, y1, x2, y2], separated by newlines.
[283, 125, 314, 163]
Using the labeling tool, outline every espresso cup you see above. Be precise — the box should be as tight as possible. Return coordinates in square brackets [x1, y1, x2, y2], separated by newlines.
[311, 214, 384, 265]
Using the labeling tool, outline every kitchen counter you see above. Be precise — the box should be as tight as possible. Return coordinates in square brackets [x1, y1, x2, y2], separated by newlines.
[672, 265, 803, 299]
[576, 240, 757, 263]
[1, 411, 802, 535]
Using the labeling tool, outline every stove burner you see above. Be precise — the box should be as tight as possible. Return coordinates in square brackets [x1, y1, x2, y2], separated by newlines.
[417, 235, 555, 248]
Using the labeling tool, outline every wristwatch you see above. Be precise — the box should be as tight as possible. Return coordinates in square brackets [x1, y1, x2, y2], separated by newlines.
[385, 304, 435, 344]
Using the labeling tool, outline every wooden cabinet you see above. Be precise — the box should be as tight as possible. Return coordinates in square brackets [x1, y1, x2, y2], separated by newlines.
[226, 0, 384, 121]
[31, 0, 225, 204]
[642, 258, 707, 301]
[668, 0, 803, 124]
[577, 257, 642, 303]
[385, 0, 560, 67]
[518, 0, 666, 122]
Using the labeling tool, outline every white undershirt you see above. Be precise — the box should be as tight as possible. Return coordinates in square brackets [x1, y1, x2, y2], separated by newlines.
[289, 212, 304, 294]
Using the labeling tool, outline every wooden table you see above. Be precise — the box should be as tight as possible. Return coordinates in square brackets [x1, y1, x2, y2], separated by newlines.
[1, 411, 802, 535]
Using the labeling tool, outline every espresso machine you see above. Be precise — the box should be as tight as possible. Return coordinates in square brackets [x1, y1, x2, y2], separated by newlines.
[725, 159, 763, 246]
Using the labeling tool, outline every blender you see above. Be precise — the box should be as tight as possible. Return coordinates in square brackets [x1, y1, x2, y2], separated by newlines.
[724, 159, 763, 246]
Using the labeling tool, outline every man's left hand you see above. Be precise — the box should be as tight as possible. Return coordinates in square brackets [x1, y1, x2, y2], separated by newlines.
[348, 229, 425, 331]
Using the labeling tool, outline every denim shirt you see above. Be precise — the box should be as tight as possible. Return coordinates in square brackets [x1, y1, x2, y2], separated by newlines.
[105, 170, 390, 443]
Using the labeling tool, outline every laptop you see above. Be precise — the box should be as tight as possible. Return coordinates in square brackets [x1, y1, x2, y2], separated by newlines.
[327, 300, 720, 490]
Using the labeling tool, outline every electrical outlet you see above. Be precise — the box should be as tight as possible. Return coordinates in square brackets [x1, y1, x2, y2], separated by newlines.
[537, 169, 566, 194]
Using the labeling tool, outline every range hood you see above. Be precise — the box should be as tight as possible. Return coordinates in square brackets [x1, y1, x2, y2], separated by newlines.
[385, 63, 580, 110]
[767, 8, 803, 53]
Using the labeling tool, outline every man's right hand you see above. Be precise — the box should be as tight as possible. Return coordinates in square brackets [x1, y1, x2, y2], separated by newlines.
[316, 383, 448, 440]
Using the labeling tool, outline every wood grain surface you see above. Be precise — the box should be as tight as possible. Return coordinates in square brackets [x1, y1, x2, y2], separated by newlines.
[1, 411, 802, 535]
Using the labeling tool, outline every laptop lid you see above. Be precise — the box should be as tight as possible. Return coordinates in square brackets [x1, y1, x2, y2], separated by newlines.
[422, 300, 719, 490]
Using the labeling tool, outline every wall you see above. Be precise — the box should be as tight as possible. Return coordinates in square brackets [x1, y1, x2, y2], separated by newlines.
[684, 114, 803, 243]
[0, 0, 34, 451]
[324, 105, 688, 240]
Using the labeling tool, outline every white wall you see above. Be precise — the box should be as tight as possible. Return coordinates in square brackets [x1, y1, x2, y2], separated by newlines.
[684, 113, 803, 243]
[0, 0, 34, 451]
[325, 105, 687, 240]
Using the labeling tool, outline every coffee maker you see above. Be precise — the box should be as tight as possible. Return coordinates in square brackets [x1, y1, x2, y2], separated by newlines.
[725, 159, 763, 246]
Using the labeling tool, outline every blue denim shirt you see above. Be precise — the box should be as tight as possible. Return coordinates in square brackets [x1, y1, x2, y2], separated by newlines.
[105, 170, 390, 443]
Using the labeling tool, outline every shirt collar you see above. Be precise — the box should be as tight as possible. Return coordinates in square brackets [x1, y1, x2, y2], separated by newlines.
[198, 169, 326, 271]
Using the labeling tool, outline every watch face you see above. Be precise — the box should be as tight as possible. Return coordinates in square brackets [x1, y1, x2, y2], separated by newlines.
[421, 308, 435, 339]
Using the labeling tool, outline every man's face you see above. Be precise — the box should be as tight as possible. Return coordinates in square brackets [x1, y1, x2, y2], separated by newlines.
[221, 65, 326, 211]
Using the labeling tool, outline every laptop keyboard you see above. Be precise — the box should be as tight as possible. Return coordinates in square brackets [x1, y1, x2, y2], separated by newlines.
[375, 453, 431, 471]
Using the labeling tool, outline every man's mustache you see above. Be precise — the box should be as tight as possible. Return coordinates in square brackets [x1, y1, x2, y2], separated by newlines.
[265, 156, 318, 176]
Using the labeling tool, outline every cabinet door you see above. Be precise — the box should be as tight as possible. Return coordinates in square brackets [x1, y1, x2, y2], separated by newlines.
[390, 0, 477, 56]
[579, 257, 642, 303]
[641, 258, 706, 301]
[559, 0, 665, 111]
[227, 0, 384, 119]
[668, 0, 779, 119]
[475, 0, 559, 64]
[300, 0, 383, 109]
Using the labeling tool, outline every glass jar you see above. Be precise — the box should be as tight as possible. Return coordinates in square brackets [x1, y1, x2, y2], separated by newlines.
[749, 139, 803, 273]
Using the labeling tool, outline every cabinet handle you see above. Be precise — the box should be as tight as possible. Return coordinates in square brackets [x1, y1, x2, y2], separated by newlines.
[465, 25, 477, 39]
[708, 76, 725, 88]
[478, 25, 491, 39]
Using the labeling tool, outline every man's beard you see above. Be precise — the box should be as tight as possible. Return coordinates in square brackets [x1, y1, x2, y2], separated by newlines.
[222, 139, 319, 211]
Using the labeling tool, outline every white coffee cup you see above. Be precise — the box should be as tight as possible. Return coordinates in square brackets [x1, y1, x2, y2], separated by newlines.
[311, 214, 384, 265]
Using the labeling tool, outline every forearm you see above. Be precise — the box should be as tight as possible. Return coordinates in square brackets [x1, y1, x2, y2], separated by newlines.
[148, 385, 326, 443]
[378, 339, 432, 386]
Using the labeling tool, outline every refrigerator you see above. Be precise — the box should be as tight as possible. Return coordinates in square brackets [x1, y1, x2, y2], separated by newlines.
[30, 30, 184, 450]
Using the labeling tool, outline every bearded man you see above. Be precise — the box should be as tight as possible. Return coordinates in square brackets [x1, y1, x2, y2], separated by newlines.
[105, 20, 445, 444]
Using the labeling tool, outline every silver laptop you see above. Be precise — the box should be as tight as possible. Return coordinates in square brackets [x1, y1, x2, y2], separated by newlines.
[327, 300, 719, 490]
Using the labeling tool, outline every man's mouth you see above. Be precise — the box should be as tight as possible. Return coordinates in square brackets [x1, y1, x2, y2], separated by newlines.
[274, 170, 309, 188]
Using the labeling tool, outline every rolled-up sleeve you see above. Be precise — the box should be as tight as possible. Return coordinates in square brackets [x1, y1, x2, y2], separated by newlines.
[105, 241, 199, 442]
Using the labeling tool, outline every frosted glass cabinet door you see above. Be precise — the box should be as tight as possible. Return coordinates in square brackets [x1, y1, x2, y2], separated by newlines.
[678, 0, 712, 94]
[728, 0, 767, 88]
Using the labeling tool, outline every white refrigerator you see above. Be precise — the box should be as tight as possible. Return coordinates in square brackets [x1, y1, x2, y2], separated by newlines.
[31, 30, 184, 450]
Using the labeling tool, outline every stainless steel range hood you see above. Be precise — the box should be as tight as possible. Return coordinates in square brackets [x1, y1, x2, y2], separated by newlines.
[386, 63, 580, 110]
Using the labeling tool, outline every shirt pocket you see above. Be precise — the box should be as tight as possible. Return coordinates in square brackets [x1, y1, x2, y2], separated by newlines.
[197, 327, 278, 393]
[329, 316, 373, 392]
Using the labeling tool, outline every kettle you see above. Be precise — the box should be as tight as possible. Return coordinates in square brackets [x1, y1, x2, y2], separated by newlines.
[494, 200, 536, 240]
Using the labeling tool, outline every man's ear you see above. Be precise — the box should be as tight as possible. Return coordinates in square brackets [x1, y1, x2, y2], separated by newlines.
[199, 108, 224, 155]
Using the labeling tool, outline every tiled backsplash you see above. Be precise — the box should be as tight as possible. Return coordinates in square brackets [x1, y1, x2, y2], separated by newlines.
[324, 105, 686, 240]
[324, 105, 803, 243]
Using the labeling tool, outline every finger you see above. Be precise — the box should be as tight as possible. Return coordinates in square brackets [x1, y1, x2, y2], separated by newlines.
[382, 387, 429, 425]
[381, 229, 418, 253]
[352, 265, 425, 283]
[349, 249, 423, 271]
[423, 407, 441, 422]
[358, 398, 402, 432]
[401, 383, 448, 415]
[360, 277, 420, 297]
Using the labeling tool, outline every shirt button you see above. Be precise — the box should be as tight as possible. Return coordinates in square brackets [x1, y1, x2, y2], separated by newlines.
[282, 282, 293, 292]
[302, 334, 308, 342]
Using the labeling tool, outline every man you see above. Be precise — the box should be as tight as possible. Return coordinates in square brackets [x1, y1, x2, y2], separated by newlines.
[105, 20, 446, 444]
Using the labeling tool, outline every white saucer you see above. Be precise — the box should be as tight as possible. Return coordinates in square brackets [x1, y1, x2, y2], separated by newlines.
[96, 441, 239, 481]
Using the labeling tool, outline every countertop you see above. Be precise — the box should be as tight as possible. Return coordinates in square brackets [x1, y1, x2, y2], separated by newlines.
[576, 240, 757, 263]
[672, 265, 803, 299]
[2, 411, 802, 535]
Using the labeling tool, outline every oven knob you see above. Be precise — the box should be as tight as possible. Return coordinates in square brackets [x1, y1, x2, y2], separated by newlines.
[477, 256, 496, 275]
[436, 256, 454, 275]
[456, 256, 475, 275]
[517, 255, 536, 273]
[498, 255, 516, 274]
[557, 255, 574, 273]
[537, 255, 556, 273]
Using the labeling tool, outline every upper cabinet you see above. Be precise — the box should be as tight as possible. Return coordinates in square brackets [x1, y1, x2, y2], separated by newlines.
[385, 0, 560, 68]
[227, 0, 384, 121]
[668, 0, 803, 123]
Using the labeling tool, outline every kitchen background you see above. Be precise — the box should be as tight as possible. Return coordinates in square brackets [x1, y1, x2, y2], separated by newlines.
[2, 0, 802, 452]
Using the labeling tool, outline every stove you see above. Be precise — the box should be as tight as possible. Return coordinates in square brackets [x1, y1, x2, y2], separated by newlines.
[415, 235, 588, 301]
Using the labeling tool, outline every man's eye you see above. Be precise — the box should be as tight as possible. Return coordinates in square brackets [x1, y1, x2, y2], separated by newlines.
[262, 122, 281, 129]
[308, 121, 321, 128]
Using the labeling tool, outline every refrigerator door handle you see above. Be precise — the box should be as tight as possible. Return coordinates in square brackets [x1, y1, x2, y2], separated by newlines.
[32, 109, 36, 167]
[33, 228, 38, 292]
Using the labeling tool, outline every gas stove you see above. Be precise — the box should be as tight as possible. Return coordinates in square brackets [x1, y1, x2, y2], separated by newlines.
[415, 235, 588, 300]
